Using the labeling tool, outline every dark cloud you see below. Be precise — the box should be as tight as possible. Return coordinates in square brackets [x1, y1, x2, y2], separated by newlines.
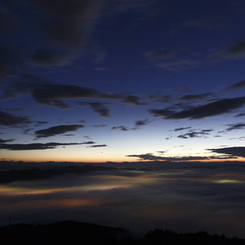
[145, 50, 176, 61]
[126, 153, 217, 161]
[111, 126, 129, 131]
[0, 142, 83, 151]
[225, 40, 245, 57]
[135, 119, 151, 127]
[149, 97, 245, 120]
[212, 40, 245, 60]
[127, 153, 166, 161]
[178, 129, 213, 139]
[0, 138, 13, 143]
[225, 123, 245, 131]
[0, 111, 30, 126]
[174, 127, 191, 131]
[208, 146, 245, 158]
[82, 141, 96, 144]
[32, 84, 99, 108]
[235, 113, 245, 117]
[148, 109, 173, 117]
[149, 94, 171, 103]
[0, 47, 23, 82]
[225, 80, 245, 91]
[89, 144, 107, 148]
[30, 49, 69, 66]
[3, 73, 51, 99]
[77, 102, 110, 117]
[35, 125, 84, 138]
[178, 93, 214, 101]
[28, 0, 103, 49]
[122, 95, 149, 106]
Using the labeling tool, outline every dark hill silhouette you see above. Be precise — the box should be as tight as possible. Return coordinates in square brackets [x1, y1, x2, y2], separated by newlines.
[0, 221, 244, 245]
[0, 165, 116, 183]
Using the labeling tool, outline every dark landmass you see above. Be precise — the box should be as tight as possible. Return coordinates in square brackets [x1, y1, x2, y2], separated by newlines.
[0, 221, 244, 245]
[139, 168, 151, 171]
[121, 168, 151, 171]
[121, 167, 138, 170]
[0, 165, 116, 183]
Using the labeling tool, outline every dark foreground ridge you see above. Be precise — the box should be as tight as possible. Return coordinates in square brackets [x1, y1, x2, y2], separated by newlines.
[0, 220, 244, 245]
[0, 165, 116, 183]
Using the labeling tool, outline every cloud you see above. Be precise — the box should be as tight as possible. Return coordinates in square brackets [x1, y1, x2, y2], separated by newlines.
[148, 109, 173, 117]
[174, 127, 191, 131]
[149, 97, 245, 120]
[32, 84, 99, 108]
[145, 50, 176, 62]
[89, 144, 107, 148]
[0, 142, 84, 151]
[149, 94, 171, 103]
[157, 60, 199, 71]
[111, 126, 129, 131]
[135, 119, 151, 127]
[29, 0, 103, 49]
[3, 73, 51, 99]
[235, 113, 245, 117]
[178, 129, 213, 139]
[0, 111, 30, 126]
[127, 153, 166, 161]
[122, 95, 149, 106]
[126, 153, 219, 162]
[224, 80, 245, 91]
[178, 93, 214, 101]
[208, 146, 245, 158]
[183, 13, 221, 29]
[77, 102, 110, 117]
[0, 47, 23, 82]
[212, 40, 245, 60]
[0, 138, 14, 143]
[225, 123, 245, 131]
[30, 49, 69, 66]
[35, 125, 84, 138]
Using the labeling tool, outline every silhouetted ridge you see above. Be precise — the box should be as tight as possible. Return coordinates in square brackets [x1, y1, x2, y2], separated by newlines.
[0, 221, 244, 245]
[0, 221, 128, 245]
[0, 165, 116, 183]
[143, 229, 245, 245]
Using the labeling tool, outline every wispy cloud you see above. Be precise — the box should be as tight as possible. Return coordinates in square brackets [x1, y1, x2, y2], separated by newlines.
[35, 125, 84, 138]
[224, 80, 245, 91]
[212, 40, 245, 60]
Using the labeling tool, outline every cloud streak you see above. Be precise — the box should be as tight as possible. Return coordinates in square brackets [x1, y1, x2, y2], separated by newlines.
[35, 125, 84, 138]
[149, 97, 245, 119]
[0, 142, 84, 151]
[208, 146, 245, 158]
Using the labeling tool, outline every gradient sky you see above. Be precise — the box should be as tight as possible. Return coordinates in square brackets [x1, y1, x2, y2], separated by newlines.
[1, 0, 245, 162]
[1, 0, 245, 238]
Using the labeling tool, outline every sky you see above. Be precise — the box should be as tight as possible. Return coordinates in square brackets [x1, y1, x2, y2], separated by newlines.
[0, 0, 245, 163]
[1, 0, 245, 238]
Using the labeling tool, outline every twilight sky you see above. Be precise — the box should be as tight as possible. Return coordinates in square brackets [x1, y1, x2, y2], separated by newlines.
[1, 0, 245, 239]
[0, 0, 245, 162]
